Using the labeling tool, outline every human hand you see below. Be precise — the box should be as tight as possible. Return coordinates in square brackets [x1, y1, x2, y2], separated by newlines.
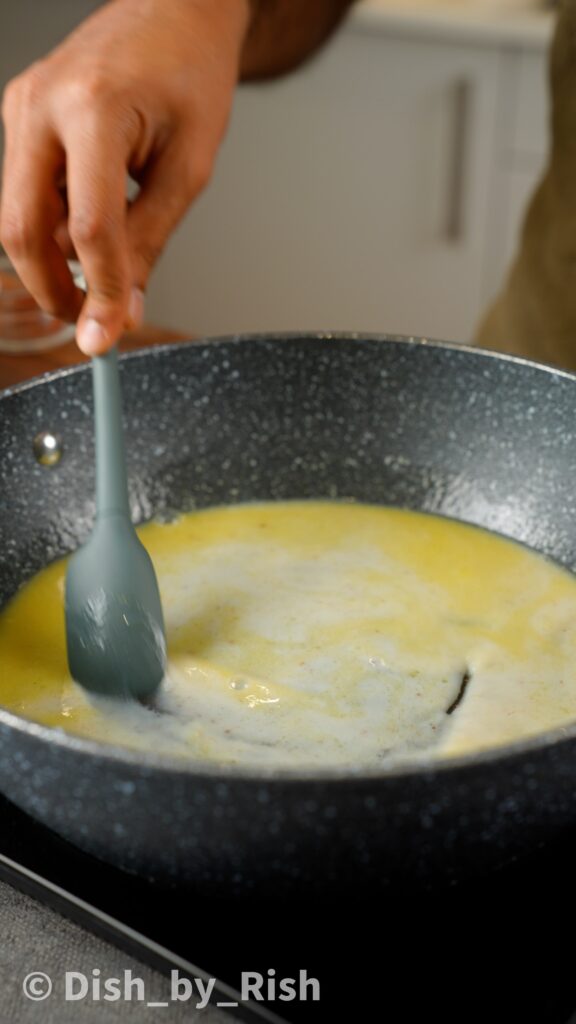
[0, 0, 251, 354]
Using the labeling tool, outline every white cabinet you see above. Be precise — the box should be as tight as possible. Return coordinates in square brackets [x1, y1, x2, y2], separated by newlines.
[141, 14, 552, 344]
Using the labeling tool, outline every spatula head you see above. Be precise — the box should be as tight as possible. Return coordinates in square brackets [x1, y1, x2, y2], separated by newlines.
[65, 517, 166, 701]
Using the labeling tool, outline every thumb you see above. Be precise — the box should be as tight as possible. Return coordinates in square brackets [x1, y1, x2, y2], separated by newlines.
[64, 126, 132, 356]
[75, 268, 131, 357]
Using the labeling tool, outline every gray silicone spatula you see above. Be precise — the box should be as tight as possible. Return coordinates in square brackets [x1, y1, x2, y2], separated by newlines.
[65, 347, 166, 701]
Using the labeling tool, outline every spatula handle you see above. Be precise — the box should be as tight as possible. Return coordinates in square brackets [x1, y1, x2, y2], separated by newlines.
[92, 347, 131, 519]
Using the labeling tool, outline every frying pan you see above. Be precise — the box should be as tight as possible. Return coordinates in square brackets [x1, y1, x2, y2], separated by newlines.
[1, 333, 576, 891]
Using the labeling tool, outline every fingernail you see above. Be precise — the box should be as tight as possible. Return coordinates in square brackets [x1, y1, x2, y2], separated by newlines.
[78, 318, 109, 355]
[127, 286, 144, 330]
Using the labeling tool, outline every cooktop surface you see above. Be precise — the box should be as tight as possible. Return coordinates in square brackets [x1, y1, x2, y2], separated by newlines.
[0, 792, 574, 1024]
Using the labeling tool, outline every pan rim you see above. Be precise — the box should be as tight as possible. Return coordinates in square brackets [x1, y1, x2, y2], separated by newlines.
[2, 330, 576, 400]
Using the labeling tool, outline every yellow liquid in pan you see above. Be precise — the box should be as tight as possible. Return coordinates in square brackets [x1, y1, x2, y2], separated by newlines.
[1, 501, 576, 768]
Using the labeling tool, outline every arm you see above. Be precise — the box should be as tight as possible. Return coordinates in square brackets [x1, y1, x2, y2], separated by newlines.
[242, 0, 357, 79]
[0, 0, 354, 357]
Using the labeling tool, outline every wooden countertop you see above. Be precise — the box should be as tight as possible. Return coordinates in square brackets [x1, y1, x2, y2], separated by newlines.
[0, 325, 191, 390]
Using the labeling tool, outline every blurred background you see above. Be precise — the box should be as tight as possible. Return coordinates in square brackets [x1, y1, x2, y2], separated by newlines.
[0, 0, 556, 342]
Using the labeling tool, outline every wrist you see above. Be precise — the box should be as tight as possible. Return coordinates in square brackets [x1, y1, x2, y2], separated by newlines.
[110, 0, 254, 55]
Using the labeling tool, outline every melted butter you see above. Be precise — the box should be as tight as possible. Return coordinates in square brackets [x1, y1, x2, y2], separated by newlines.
[1, 501, 576, 768]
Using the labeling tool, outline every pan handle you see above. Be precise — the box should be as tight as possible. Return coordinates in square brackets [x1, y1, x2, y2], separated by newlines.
[444, 78, 473, 244]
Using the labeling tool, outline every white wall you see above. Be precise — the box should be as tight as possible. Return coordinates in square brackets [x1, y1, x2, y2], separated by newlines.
[0, 1, 100, 91]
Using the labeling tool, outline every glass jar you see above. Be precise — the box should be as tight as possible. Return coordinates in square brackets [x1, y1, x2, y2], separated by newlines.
[0, 249, 84, 354]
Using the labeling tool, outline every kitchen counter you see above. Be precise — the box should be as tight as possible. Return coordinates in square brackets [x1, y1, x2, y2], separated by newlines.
[354, 0, 555, 49]
[0, 879, 237, 1024]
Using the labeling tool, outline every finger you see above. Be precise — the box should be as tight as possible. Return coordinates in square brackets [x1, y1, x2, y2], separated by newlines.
[127, 134, 211, 291]
[0, 103, 83, 322]
[62, 114, 132, 355]
[53, 218, 76, 260]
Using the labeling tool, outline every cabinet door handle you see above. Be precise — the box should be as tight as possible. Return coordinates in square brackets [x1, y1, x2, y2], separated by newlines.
[445, 79, 472, 243]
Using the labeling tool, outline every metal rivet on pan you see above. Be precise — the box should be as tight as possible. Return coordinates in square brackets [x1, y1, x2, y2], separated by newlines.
[32, 431, 63, 466]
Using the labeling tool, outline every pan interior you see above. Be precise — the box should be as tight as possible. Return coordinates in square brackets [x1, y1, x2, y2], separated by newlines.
[2, 336, 576, 772]
[3, 497, 576, 771]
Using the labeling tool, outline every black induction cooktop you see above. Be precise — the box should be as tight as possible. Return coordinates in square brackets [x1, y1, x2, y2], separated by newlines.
[0, 792, 574, 1024]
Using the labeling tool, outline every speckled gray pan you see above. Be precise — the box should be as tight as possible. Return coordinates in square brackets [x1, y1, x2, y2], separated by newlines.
[1, 333, 576, 891]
